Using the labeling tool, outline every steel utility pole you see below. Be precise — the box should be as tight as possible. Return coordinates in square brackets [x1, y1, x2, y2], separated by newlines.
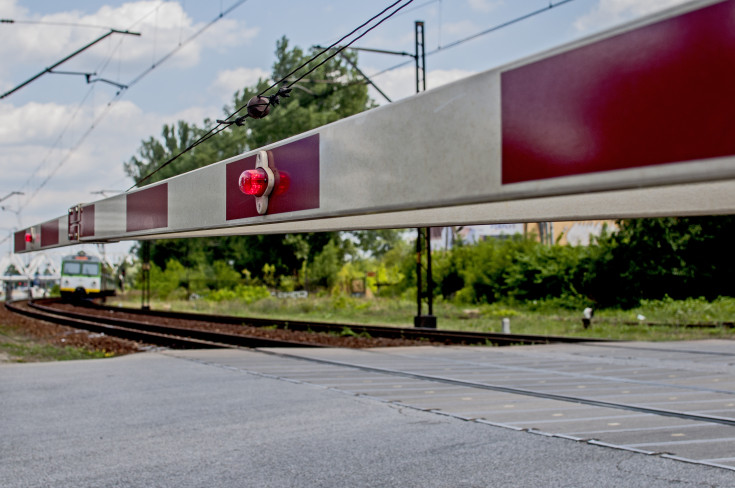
[141, 240, 151, 310]
[320, 21, 435, 328]
[413, 21, 436, 329]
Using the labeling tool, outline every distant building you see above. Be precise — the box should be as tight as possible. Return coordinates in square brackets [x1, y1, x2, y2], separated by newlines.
[430, 221, 616, 250]
[525, 220, 617, 246]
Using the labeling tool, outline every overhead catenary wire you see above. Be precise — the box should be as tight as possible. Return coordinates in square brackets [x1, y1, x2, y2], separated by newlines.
[368, 0, 576, 80]
[18, 101, 118, 213]
[310, 1, 575, 124]
[17, 0, 250, 212]
[14, 2, 165, 205]
[130, 0, 415, 190]
[18, 87, 97, 194]
[127, 0, 251, 90]
[0, 28, 141, 100]
[306, 1, 576, 106]
[268, 0, 414, 94]
[20, 0, 565, 208]
[0, 18, 115, 30]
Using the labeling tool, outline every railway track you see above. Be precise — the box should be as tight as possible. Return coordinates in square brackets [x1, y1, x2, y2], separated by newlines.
[5, 299, 322, 349]
[10, 297, 609, 349]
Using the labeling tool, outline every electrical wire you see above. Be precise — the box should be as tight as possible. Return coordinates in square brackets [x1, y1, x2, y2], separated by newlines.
[249, 0, 413, 102]
[368, 0, 576, 80]
[0, 28, 140, 100]
[1, 19, 114, 30]
[435, 0, 575, 53]
[391, 0, 440, 18]
[17, 0, 250, 211]
[18, 101, 117, 213]
[18, 87, 97, 193]
[21, 0, 565, 205]
[282, 0, 414, 91]
[127, 0, 250, 90]
[14, 2, 165, 205]
[130, 0, 415, 190]
[314, 0, 437, 49]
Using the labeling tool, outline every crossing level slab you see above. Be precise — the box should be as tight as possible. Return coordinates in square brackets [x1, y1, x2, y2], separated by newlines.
[168, 340, 735, 469]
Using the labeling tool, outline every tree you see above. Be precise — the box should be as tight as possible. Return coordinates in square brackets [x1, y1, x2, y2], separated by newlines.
[585, 216, 735, 307]
[236, 37, 375, 149]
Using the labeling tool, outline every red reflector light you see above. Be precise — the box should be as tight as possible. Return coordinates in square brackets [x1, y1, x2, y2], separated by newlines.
[239, 168, 269, 197]
[274, 171, 290, 196]
[25, 233, 32, 243]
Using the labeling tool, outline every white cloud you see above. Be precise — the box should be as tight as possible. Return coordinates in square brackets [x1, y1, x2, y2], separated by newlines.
[0, 102, 81, 145]
[210, 67, 270, 99]
[199, 18, 258, 52]
[442, 19, 480, 38]
[0, 95, 222, 232]
[575, 0, 690, 31]
[467, 0, 501, 13]
[0, 1, 258, 80]
[0, 0, 27, 19]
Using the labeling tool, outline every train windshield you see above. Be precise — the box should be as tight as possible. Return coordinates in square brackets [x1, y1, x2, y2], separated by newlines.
[62, 261, 100, 276]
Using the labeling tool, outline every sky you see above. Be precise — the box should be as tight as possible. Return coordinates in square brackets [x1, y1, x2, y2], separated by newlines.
[0, 0, 692, 260]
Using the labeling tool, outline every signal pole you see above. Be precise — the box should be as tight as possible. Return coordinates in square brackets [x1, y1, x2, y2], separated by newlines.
[322, 21, 435, 328]
[141, 240, 151, 310]
[413, 21, 436, 329]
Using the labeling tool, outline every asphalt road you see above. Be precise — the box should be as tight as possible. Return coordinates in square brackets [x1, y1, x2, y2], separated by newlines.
[1, 349, 734, 487]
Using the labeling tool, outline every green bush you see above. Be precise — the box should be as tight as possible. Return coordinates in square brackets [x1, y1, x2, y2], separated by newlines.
[426, 237, 591, 305]
[133, 216, 735, 310]
[208, 284, 271, 303]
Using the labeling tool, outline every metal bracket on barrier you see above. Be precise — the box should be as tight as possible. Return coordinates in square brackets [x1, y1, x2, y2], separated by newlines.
[254, 150, 275, 215]
[68, 204, 83, 241]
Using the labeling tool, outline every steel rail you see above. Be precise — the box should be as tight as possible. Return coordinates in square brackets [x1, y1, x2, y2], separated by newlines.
[51, 298, 609, 346]
[6, 300, 321, 349]
[5, 299, 224, 349]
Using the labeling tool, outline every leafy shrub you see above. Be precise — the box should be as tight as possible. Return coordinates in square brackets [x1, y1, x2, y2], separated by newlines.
[208, 284, 270, 303]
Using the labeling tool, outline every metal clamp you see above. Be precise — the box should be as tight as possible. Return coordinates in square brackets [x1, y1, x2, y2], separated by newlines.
[255, 151, 275, 215]
[68, 204, 83, 241]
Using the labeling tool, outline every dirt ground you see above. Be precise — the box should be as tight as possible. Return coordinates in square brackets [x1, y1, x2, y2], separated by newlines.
[1, 300, 435, 363]
[49, 302, 436, 348]
[0, 303, 143, 362]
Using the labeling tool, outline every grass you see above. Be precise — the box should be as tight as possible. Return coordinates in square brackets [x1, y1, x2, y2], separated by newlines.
[114, 293, 735, 342]
[0, 324, 109, 363]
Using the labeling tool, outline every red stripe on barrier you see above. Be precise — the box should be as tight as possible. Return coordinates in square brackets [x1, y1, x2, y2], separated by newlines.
[226, 134, 320, 220]
[14, 231, 25, 253]
[81, 204, 95, 237]
[502, 0, 735, 184]
[126, 184, 168, 232]
[41, 220, 59, 247]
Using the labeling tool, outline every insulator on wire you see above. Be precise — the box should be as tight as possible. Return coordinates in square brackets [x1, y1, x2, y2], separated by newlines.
[246, 96, 271, 119]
